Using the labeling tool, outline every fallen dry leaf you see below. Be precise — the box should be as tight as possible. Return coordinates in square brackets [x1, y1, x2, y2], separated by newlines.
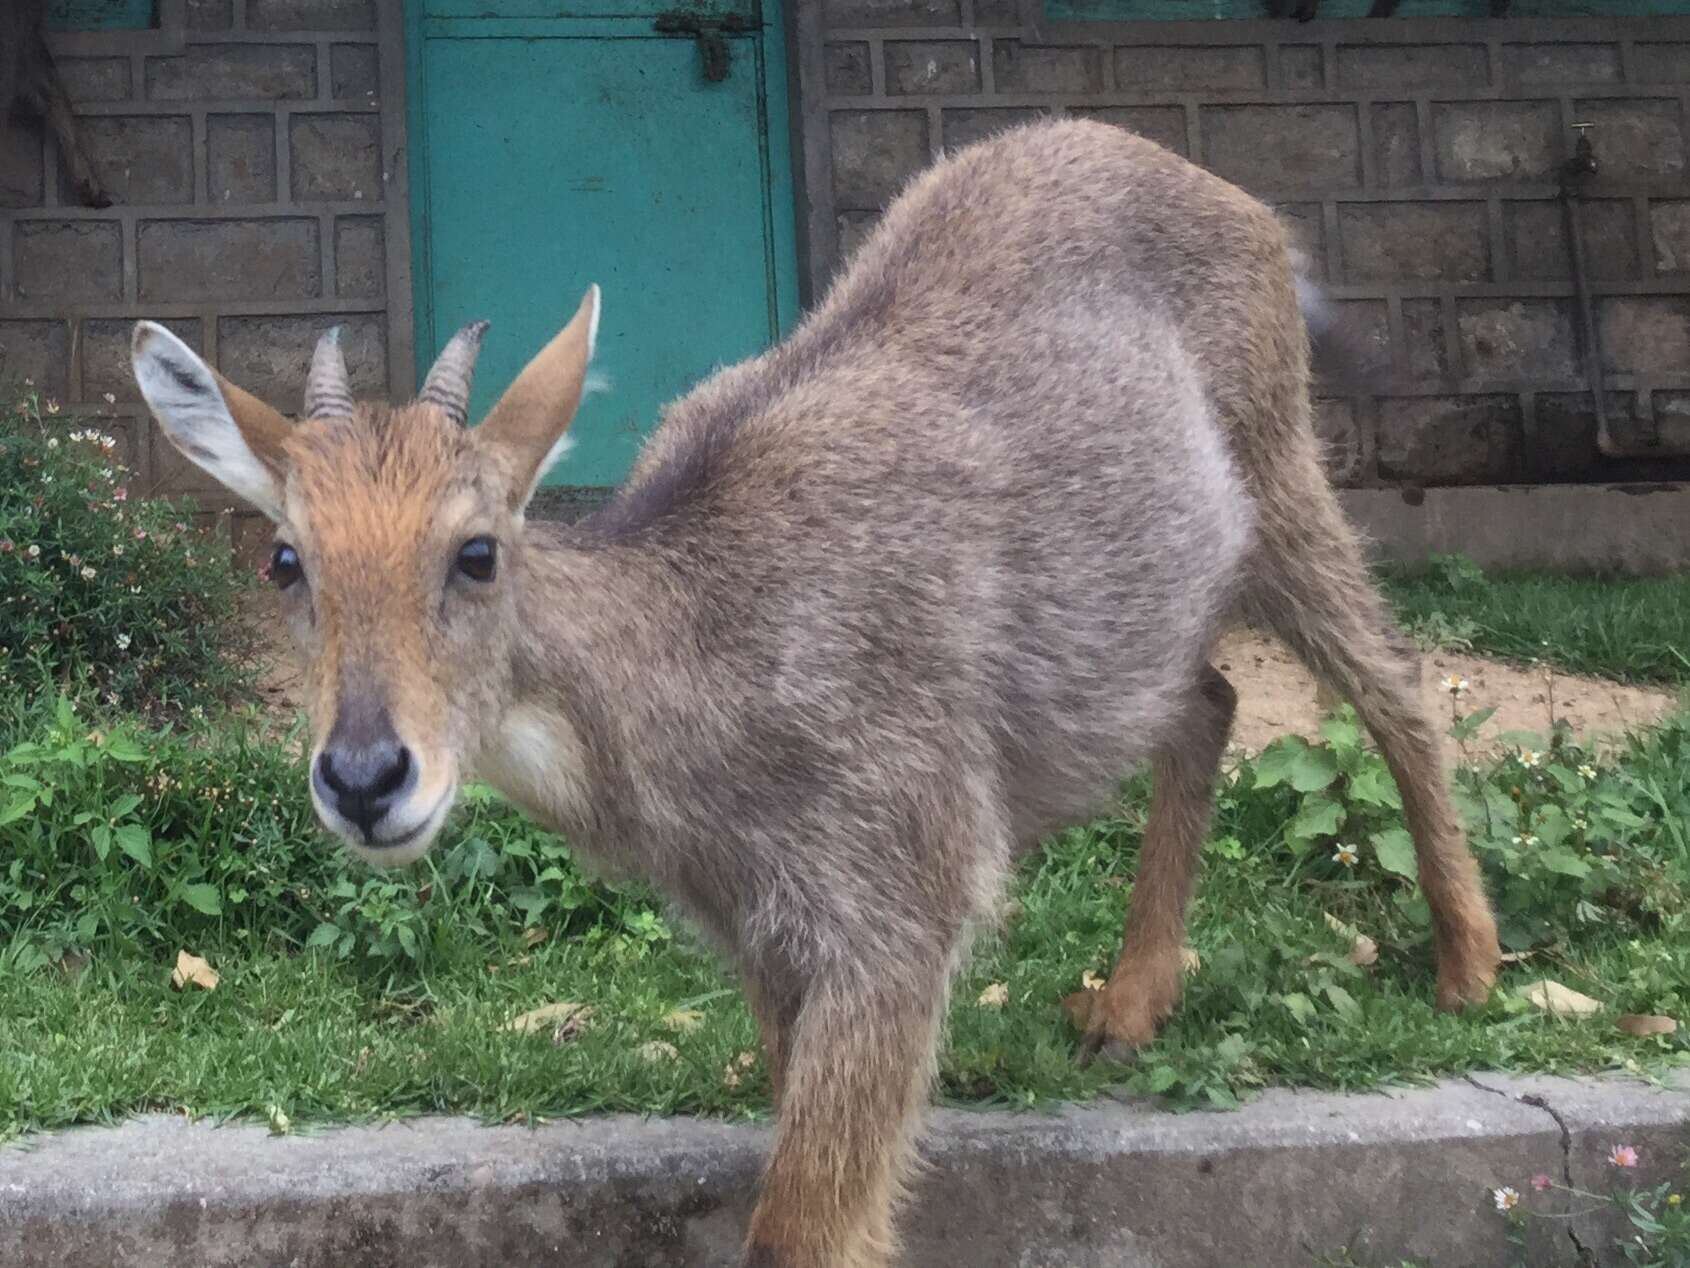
[662, 1008, 704, 1034]
[639, 1040, 680, 1063]
[1500, 950, 1538, 964]
[1523, 979, 1603, 1018]
[1180, 947, 1201, 975]
[170, 950, 219, 992]
[723, 1064, 742, 1090]
[1617, 1013, 1678, 1038]
[521, 927, 550, 949]
[977, 982, 1009, 1009]
[1080, 969, 1106, 992]
[723, 1051, 756, 1090]
[265, 1103, 291, 1136]
[501, 1002, 594, 1043]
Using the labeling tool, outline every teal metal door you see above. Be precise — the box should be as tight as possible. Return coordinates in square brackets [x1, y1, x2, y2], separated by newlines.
[408, 1, 798, 488]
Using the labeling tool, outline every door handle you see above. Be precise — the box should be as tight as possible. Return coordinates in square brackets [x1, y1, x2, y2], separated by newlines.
[652, 10, 761, 83]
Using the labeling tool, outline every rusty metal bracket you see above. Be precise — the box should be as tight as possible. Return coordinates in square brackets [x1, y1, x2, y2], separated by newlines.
[653, 10, 762, 83]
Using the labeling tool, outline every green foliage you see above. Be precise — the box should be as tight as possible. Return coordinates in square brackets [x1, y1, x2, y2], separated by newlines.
[0, 386, 250, 715]
[0, 695, 666, 974]
[1381, 554, 1690, 687]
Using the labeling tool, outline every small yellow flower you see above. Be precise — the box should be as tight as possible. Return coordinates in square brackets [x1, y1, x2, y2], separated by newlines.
[1668, 1193, 1682, 1207]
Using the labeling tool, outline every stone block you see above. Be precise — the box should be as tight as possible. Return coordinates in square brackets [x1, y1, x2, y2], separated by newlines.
[836, 211, 880, 266]
[138, 219, 320, 302]
[1113, 45, 1264, 92]
[885, 41, 979, 95]
[822, 0, 960, 26]
[1377, 395, 1523, 484]
[247, 0, 375, 30]
[1501, 43, 1619, 86]
[1069, 106, 1186, 156]
[1649, 390, 1690, 450]
[82, 318, 202, 404]
[1403, 299, 1450, 381]
[1532, 392, 1621, 479]
[1652, 200, 1690, 272]
[217, 313, 386, 412]
[1280, 45, 1322, 91]
[1313, 397, 1364, 486]
[289, 113, 380, 201]
[334, 216, 384, 299]
[14, 221, 122, 302]
[1202, 104, 1359, 192]
[973, 0, 1022, 24]
[941, 108, 1044, 153]
[56, 58, 131, 103]
[830, 110, 929, 209]
[1275, 202, 1324, 278]
[1372, 102, 1422, 187]
[184, 0, 233, 29]
[1338, 203, 1489, 283]
[207, 114, 276, 203]
[1599, 298, 1690, 375]
[61, 116, 193, 205]
[824, 43, 873, 95]
[1506, 199, 1637, 281]
[1335, 44, 1487, 90]
[993, 41, 1102, 94]
[0, 321, 70, 398]
[1433, 101, 1558, 184]
[1571, 100, 1685, 182]
[1457, 299, 1578, 381]
[330, 44, 379, 100]
[0, 124, 43, 208]
[146, 45, 316, 101]
[1327, 300, 1389, 381]
[1630, 42, 1690, 83]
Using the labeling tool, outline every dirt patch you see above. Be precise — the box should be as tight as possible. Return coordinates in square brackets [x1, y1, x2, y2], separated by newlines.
[1218, 629, 1678, 765]
[238, 590, 1679, 768]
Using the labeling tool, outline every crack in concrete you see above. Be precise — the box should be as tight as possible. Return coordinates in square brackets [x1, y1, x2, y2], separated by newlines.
[1465, 1076, 1596, 1266]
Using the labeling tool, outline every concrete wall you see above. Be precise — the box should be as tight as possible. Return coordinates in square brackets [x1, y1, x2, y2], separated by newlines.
[0, 0, 412, 550]
[792, 4, 1690, 492]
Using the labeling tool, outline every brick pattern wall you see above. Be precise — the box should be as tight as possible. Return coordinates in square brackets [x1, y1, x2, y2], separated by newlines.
[0, 0, 411, 548]
[795, 4, 1690, 488]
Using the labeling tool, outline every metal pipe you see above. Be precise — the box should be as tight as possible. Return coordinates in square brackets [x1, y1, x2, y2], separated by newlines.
[1558, 125, 1621, 455]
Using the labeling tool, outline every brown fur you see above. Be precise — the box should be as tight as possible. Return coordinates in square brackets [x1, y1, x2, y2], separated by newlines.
[134, 121, 1500, 1266]
[3, 0, 110, 209]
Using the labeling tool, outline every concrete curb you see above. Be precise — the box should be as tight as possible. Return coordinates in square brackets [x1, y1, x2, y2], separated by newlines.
[3, 1075, 1687, 1267]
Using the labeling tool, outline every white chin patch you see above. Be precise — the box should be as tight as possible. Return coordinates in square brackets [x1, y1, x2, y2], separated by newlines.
[313, 787, 453, 869]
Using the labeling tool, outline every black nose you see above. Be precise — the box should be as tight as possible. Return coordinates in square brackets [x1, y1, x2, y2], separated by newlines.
[314, 736, 412, 840]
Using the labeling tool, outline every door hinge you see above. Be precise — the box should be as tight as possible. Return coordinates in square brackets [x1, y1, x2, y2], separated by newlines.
[653, 10, 761, 83]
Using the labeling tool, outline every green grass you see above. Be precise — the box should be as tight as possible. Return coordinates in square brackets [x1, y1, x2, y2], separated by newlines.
[1380, 555, 1690, 687]
[5, 701, 1690, 1139]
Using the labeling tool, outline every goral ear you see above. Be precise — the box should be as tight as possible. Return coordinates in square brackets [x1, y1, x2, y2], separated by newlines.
[131, 322, 293, 521]
[476, 286, 600, 510]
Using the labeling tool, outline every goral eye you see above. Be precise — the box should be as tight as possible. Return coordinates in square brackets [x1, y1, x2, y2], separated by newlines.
[270, 542, 302, 590]
[456, 535, 497, 583]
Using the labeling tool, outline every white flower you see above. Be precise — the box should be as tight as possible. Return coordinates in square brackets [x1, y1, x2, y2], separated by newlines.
[1441, 674, 1469, 697]
[1573, 816, 1589, 831]
[1518, 749, 1541, 768]
[102, 392, 116, 405]
[1494, 1186, 1520, 1213]
[26, 545, 40, 559]
[80, 566, 96, 581]
[1578, 764, 1597, 780]
[46, 437, 58, 449]
[1512, 834, 1539, 848]
[111, 545, 123, 557]
[1333, 843, 1359, 867]
[115, 633, 131, 650]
